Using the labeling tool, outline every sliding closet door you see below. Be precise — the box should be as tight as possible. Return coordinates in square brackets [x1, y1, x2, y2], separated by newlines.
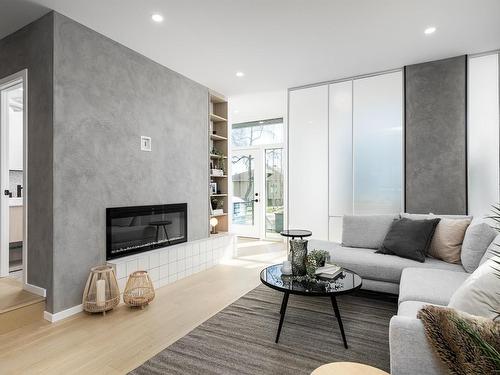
[468, 53, 500, 218]
[352, 72, 403, 214]
[288, 85, 329, 240]
[328, 81, 353, 242]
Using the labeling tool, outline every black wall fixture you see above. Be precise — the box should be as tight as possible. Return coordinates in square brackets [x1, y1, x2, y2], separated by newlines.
[405, 55, 467, 215]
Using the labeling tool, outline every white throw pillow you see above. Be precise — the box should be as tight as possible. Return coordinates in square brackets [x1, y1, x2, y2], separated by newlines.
[448, 257, 500, 320]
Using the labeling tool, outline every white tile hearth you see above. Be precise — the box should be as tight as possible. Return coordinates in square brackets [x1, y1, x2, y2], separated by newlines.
[108, 233, 235, 292]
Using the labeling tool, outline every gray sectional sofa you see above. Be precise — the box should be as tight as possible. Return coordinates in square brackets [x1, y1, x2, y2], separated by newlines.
[308, 213, 497, 375]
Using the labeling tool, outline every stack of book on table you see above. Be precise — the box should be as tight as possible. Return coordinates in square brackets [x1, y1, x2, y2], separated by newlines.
[315, 264, 343, 280]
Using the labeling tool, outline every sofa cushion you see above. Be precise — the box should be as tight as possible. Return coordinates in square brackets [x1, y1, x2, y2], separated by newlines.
[448, 258, 500, 320]
[401, 213, 473, 220]
[341, 214, 398, 249]
[461, 223, 497, 273]
[309, 240, 466, 284]
[398, 301, 443, 318]
[479, 234, 500, 266]
[428, 218, 471, 264]
[377, 218, 440, 262]
[399, 268, 469, 306]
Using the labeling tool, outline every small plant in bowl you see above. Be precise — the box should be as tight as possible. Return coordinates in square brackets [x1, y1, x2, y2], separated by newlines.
[309, 249, 329, 267]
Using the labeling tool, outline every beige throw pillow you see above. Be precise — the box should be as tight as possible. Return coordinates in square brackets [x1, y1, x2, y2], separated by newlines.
[429, 218, 471, 263]
[448, 257, 500, 320]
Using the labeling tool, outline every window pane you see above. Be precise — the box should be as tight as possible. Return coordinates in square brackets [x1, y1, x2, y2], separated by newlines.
[231, 154, 255, 225]
[265, 149, 284, 236]
[232, 118, 283, 147]
[353, 72, 403, 214]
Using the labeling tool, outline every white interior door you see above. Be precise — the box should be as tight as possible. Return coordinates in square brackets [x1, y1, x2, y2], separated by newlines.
[231, 149, 262, 237]
[288, 85, 329, 240]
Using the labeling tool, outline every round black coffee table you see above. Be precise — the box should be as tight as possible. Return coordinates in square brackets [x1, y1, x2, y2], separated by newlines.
[280, 229, 312, 239]
[260, 264, 362, 348]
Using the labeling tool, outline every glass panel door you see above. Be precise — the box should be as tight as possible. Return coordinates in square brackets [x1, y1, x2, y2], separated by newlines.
[231, 149, 261, 237]
[265, 148, 284, 238]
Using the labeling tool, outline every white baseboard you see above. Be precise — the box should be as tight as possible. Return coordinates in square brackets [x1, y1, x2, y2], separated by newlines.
[24, 283, 46, 297]
[44, 304, 83, 323]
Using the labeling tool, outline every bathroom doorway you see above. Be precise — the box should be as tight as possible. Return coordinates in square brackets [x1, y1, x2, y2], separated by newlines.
[0, 70, 27, 285]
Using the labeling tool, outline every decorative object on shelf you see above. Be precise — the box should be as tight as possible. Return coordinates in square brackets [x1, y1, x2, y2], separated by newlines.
[309, 249, 330, 267]
[123, 271, 155, 309]
[211, 197, 224, 216]
[210, 217, 219, 234]
[82, 265, 120, 315]
[281, 260, 292, 275]
[211, 168, 224, 176]
[210, 182, 217, 194]
[290, 239, 308, 276]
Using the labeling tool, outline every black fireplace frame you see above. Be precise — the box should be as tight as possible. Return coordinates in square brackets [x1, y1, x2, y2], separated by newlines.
[106, 203, 188, 260]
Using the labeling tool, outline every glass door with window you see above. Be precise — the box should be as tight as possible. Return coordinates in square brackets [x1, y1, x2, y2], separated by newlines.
[265, 148, 284, 238]
[231, 149, 261, 237]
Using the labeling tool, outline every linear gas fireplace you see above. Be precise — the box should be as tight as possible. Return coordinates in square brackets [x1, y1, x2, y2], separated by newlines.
[106, 203, 187, 260]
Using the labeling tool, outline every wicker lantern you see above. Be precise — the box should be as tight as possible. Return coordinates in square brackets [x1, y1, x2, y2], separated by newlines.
[82, 265, 120, 315]
[123, 271, 155, 309]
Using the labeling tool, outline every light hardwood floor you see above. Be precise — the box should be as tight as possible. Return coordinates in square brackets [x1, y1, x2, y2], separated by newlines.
[0, 238, 285, 375]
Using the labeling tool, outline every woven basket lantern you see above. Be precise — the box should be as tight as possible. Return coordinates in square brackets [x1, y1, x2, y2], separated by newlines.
[82, 265, 120, 315]
[123, 271, 155, 309]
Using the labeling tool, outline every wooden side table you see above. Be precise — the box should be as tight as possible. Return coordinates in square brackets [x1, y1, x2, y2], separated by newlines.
[311, 362, 389, 375]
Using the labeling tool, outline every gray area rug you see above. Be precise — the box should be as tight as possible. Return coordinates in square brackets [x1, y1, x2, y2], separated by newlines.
[130, 284, 398, 374]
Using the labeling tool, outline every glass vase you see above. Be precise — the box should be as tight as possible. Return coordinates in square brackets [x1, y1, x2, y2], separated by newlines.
[290, 239, 308, 276]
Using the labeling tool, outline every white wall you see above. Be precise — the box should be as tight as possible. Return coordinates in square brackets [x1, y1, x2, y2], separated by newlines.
[229, 90, 287, 124]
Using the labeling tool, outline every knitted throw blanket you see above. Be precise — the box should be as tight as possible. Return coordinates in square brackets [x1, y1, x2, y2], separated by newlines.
[417, 305, 500, 375]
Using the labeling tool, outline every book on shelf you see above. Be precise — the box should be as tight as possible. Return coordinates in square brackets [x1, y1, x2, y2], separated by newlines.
[315, 264, 343, 280]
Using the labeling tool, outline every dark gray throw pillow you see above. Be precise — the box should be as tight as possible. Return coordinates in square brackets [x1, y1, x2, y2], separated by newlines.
[376, 218, 441, 262]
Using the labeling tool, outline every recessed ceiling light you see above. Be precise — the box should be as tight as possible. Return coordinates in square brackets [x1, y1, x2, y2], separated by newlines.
[152, 14, 164, 23]
[424, 26, 436, 35]
[236, 71, 245, 78]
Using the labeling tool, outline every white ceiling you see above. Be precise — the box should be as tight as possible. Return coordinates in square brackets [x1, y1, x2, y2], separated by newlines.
[1, 0, 500, 96]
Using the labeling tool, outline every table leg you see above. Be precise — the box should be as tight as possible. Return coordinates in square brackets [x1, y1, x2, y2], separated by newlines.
[331, 295, 348, 349]
[275, 291, 290, 343]
[162, 225, 171, 244]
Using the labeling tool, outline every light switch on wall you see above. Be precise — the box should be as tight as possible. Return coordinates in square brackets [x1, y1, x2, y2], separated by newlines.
[141, 136, 151, 151]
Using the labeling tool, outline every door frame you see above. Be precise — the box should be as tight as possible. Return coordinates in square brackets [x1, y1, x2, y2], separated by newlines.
[0, 69, 29, 289]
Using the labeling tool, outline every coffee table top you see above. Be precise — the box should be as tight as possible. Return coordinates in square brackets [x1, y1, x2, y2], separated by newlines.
[279, 229, 312, 238]
[260, 264, 362, 297]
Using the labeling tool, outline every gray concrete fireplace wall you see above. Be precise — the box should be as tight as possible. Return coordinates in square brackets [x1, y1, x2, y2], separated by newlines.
[405, 55, 467, 215]
[51, 13, 209, 313]
[0, 13, 54, 304]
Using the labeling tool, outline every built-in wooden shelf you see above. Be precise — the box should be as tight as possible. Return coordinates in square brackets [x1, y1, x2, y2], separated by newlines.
[210, 134, 227, 141]
[211, 213, 228, 217]
[209, 92, 228, 233]
[210, 154, 228, 159]
[210, 95, 226, 104]
[210, 113, 227, 123]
